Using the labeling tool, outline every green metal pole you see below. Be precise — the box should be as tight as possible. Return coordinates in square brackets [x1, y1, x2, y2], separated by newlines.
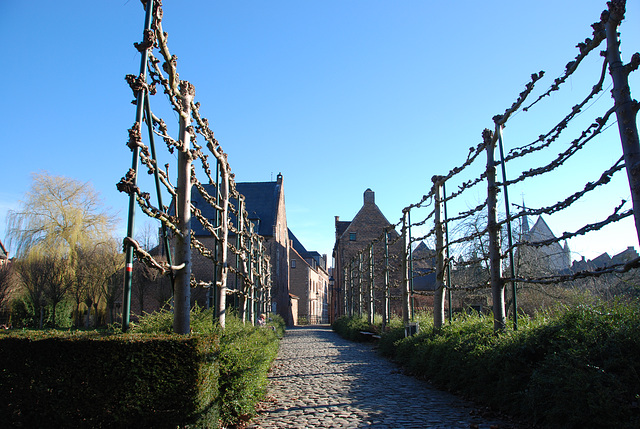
[443, 181, 452, 323]
[383, 228, 389, 328]
[408, 210, 414, 321]
[122, 0, 155, 332]
[213, 160, 220, 322]
[496, 124, 518, 330]
[143, 92, 175, 293]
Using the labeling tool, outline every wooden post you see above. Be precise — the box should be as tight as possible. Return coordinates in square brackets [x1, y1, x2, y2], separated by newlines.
[485, 129, 506, 332]
[605, 0, 640, 245]
[402, 210, 410, 324]
[432, 175, 446, 329]
[173, 81, 195, 335]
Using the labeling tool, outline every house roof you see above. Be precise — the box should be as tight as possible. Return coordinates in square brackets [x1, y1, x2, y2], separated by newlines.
[288, 229, 308, 256]
[0, 240, 7, 260]
[335, 220, 351, 239]
[191, 181, 281, 237]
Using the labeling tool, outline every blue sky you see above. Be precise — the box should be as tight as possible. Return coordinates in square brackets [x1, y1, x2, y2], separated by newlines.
[1, 0, 639, 263]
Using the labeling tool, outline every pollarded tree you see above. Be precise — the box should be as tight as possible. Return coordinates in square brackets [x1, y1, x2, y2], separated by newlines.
[5, 172, 118, 261]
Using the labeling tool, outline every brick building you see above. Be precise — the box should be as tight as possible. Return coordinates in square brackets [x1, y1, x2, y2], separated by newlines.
[189, 173, 293, 326]
[289, 230, 330, 324]
[331, 189, 404, 322]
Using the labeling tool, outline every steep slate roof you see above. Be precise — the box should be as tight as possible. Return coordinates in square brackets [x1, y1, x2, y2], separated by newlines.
[335, 220, 351, 239]
[191, 181, 280, 237]
[288, 229, 308, 257]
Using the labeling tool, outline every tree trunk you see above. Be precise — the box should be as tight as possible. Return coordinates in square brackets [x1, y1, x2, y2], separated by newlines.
[605, 1, 640, 245]
[433, 176, 446, 329]
[173, 81, 195, 335]
[485, 129, 507, 332]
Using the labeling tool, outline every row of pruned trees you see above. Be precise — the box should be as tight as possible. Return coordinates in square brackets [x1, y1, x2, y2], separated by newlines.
[341, 0, 640, 333]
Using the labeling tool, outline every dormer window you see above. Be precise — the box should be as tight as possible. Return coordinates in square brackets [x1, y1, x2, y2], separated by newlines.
[349, 232, 356, 241]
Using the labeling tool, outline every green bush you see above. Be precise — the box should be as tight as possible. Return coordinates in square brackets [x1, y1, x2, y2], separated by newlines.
[216, 316, 280, 426]
[336, 300, 640, 428]
[131, 307, 282, 427]
[0, 331, 219, 428]
[332, 314, 373, 341]
[0, 307, 283, 428]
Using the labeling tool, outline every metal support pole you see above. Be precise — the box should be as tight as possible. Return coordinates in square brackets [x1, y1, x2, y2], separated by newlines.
[368, 245, 374, 324]
[383, 228, 390, 329]
[443, 181, 452, 323]
[402, 210, 410, 324]
[143, 92, 175, 295]
[408, 210, 414, 320]
[605, 1, 640, 245]
[343, 266, 348, 317]
[122, 0, 155, 332]
[358, 252, 364, 317]
[212, 160, 220, 321]
[496, 124, 518, 330]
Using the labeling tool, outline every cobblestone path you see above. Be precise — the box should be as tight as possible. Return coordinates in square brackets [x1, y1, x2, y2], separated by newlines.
[249, 326, 511, 429]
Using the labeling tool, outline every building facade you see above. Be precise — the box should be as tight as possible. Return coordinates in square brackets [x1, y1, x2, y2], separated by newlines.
[189, 173, 293, 326]
[331, 189, 403, 322]
[289, 230, 330, 324]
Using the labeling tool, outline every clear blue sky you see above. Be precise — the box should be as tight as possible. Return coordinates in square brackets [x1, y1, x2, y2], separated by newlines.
[1, 0, 639, 262]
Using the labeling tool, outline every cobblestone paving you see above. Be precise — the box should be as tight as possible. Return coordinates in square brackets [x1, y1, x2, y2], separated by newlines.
[249, 326, 512, 429]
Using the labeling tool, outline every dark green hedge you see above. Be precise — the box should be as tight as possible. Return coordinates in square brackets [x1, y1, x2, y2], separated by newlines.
[0, 311, 285, 428]
[335, 301, 640, 429]
[0, 332, 219, 428]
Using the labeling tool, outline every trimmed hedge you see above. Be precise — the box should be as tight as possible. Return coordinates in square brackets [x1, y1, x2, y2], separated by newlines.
[0, 332, 219, 428]
[334, 300, 640, 429]
[0, 310, 284, 428]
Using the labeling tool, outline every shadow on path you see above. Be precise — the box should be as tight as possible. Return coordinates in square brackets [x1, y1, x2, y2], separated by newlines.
[250, 326, 512, 428]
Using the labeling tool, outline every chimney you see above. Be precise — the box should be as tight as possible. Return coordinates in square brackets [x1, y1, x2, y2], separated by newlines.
[364, 188, 375, 205]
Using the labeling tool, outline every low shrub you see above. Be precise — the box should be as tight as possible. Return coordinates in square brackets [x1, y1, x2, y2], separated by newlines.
[335, 300, 640, 429]
[0, 307, 283, 428]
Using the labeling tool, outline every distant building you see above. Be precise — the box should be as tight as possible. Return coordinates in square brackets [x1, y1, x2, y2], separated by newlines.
[572, 246, 640, 272]
[332, 189, 404, 322]
[190, 173, 293, 326]
[517, 215, 571, 276]
[289, 230, 330, 324]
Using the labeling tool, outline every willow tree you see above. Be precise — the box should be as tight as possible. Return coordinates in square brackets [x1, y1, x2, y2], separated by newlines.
[6, 172, 118, 261]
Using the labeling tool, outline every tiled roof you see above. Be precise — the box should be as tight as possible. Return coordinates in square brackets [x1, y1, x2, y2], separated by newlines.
[0, 240, 7, 260]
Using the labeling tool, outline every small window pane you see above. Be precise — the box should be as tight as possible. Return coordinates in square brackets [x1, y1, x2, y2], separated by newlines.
[349, 232, 356, 241]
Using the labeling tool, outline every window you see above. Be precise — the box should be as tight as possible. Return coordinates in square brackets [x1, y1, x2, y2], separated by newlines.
[291, 260, 296, 269]
[349, 232, 357, 241]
